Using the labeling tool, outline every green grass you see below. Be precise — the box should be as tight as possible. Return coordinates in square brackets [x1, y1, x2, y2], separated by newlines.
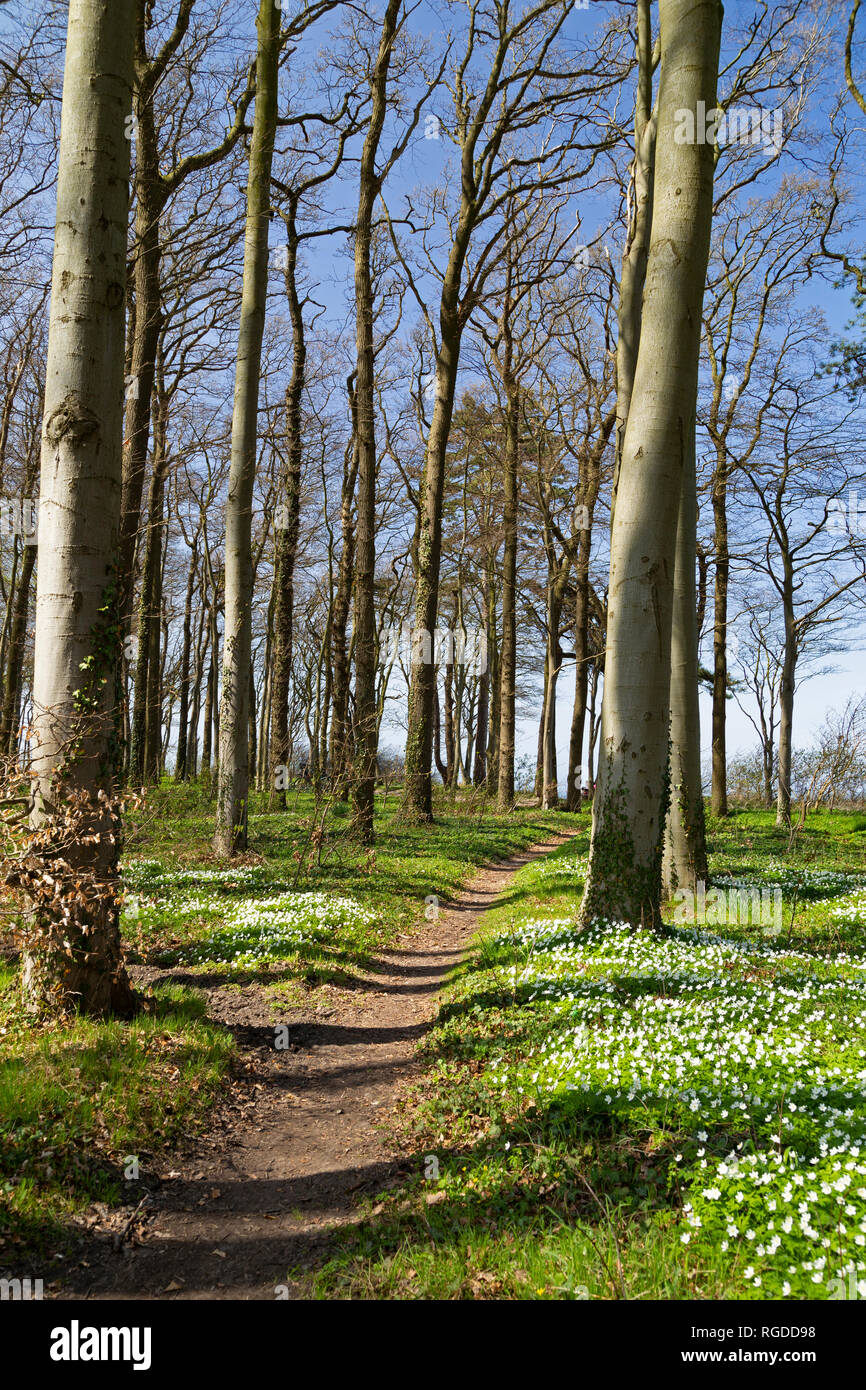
[308, 810, 866, 1300]
[0, 971, 233, 1259]
[1, 787, 575, 1264]
[10, 792, 863, 1296]
[121, 789, 578, 992]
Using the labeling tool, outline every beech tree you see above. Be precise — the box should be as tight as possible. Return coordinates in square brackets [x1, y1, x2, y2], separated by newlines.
[24, 0, 138, 1016]
[214, 0, 281, 855]
[3, 0, 861, 927]
[579, 0, 722, 929]
[398, 0, 625, 822]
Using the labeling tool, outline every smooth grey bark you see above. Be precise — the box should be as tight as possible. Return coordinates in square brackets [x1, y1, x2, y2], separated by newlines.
[613, 0, 657, 519]
[486, 569, 500, 789]
[214, 0, 280, 855]
[269, 371, 303, 809]
[352, 0, 403, 842]
[496, 392, 519, 811]
[129, 371, 167, 784]
[472, 571, 490, 786]
[24, 0, 138, 1017]
[662, 420, 708, 895]
[173, 524, 201, 780]
[579, 0, 722, 929]
[710, 459, 730, 815]
[565, 536, 591, 812]
[201, 607, 214, 774]
[329, 414, 359, 797]
[776, 573, 797, 828]
[118, 1, 253, 632]
[541, 574, 567, 810]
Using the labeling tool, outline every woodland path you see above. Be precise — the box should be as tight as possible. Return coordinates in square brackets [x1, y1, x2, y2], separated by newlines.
[60, 833, 576, 1301]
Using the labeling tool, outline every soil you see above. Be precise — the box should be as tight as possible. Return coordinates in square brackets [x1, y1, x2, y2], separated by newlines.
[57, 834, 574, 1301]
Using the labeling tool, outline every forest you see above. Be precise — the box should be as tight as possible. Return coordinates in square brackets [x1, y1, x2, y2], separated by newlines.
[2, 0, 866, 1330]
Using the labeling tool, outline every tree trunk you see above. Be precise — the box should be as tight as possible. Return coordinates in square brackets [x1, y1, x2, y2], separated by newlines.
[534, 664, 546, 802]
[174, 537, 199, 780]
[486, 570, 500, 789]
[710, 457, 730, 815]
[352, 0, 402, 841]
[472, 586, 489, 786]
[542, 583, 565, 810]
[565, 533, 591, 811]
[330, 423, 359, 798]
[257, 606, 273, 790]
[201, 613, 214, 775]
[214, 0, 280, 855]
[443, 658, 456, 788]
[24, 0, 137, 1018]
[401, 330, 462, 821]
[1, 541, 36, 754]
[587, 661, 600, 792]
[763, 743, 773, 808]
[579, 0, 721, 929]
[402, 230, 476, 821]
[613, 0, 656, 519]
[777, 585, 796, 827]
[188, 599, 207, 778]
[129, 385, 167, 784]
[144, 517, 163, 781]
[433, 678, 447, 782]
[662, 421, 708, 895]
[269, 213, 305, 809]
[118, 53, 166, 633]
[248, 660, 258, 784]
[496, 393, 519, 811]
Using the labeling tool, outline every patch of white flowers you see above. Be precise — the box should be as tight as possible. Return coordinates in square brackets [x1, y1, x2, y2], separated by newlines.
[533, 853, 591, 881]
[123, 860, 293, 894]
[715, 863, 866, 899]
[120, 860, 376, 967]
[830, 889, 866, 929]
[487, 914, 866, 1298]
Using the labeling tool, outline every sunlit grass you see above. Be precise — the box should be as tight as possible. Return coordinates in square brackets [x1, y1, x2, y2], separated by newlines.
[0, 970, 233, 1256]
[1, 789, 578, 1262]
[310, 810, 866, 1300]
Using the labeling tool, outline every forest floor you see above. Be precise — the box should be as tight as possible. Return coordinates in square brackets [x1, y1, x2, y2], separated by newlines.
[3, 795, 866, 1300]
[0, 789, 575, 1297]
[58, 835, 574, 1300]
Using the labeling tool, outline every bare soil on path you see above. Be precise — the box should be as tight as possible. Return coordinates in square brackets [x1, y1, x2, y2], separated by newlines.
[59, 833, 575, 1301]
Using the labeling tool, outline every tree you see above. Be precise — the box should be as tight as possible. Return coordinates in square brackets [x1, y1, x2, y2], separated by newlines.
[738, 347, 866, 826]
[579, 0, 722, 930]
[214, 0, 281, 856]
[398, 0, 624, 821]
[662, 420, 708, 894]
[352, 0, 408, 843]
[701, 179, 835, 817]
[268, 124, 357, 811]
[23, 0, 138, 1017]
[118, 0, 254, 642]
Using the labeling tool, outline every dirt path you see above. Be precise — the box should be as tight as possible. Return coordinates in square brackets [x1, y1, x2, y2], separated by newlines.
[60, 834, 574, 1301]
